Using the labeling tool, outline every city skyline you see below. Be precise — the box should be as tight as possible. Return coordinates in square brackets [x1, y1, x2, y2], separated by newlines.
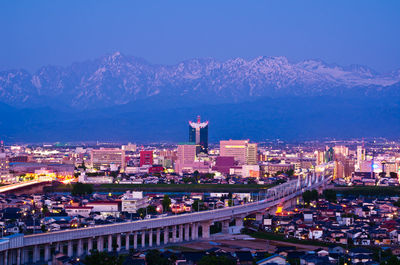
[1, 1, 400, 264]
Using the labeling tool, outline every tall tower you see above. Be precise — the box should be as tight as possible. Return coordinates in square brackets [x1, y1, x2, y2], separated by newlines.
[356, 145, 366, 171]
[189, 115, 208, 153]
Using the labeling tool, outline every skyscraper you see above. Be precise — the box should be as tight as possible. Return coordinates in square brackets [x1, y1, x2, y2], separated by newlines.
[189, 115, 208, 153]
[246, 143, 258, 165]
[356, 145, 366, 171]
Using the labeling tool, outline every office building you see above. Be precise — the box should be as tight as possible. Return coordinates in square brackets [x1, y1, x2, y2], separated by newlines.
[356, 145, 366, 171]
[0, 152, 9, 176]
[91, 148, 125, 170]
[122, 143, 137, 152]
[139, 150, 153, 167]
[220, 140, 257, 165]
[333, 145, 349, 158]
[175, 143, 209, 174]
[246, 143, 258, 165]
[189, 115, 208, 153]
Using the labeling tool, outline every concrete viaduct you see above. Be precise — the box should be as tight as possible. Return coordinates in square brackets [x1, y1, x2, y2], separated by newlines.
[0, 173, 331, 264]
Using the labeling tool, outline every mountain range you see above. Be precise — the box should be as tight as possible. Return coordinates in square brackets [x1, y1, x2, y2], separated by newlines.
[1, 52, 400, 109]
[0, 52, 399, 142]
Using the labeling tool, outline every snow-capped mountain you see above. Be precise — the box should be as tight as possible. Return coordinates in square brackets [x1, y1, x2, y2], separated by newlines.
[0, 52, 399, 109]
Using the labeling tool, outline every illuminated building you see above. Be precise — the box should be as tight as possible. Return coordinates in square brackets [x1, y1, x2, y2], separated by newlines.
[333, 145, 349, 157]
[175, 143, 197, 173]
[0, 152, 9, 176]
[356, 145, 366, 171]
[261, 163, 295, 175]
[189, 115, 208, 153]
[316, 147, 335, 165]
[121, 191, 149, 213]
[246, 143, 258, 165]
[139, 150, 153, 167]
[175, 143, 209, 174]
[122, 143, 137, 152]
[90, 148, 125, 170]
[220, 140, 257, 165]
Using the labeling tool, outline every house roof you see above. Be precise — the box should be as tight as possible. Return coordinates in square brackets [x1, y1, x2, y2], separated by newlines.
[257, 254, 287, 265]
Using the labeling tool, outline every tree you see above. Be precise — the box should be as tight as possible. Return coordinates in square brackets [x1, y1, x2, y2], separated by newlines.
[302, 189, 318, 205]
[192, 200, 204, 212]
[84, 250, 124, 265]
[137, 205, 157, 218]
[286, 169, 295, 176]
[145, 249, 172, 265]
[197, 255, 236, 265]
[42, 205, 49, 215]
[78, 160, 86, 170]
[323, 189, 337, 202]
[302, 190, 312, 204]
[162, 194, 171, 212]
[71, 182, 93, 196]
[380, 255, 400, 265]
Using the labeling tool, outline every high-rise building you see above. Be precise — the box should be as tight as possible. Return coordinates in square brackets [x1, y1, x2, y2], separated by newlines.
[356, 145, 366, 171]
[91, 148, 125, 170]
[175, 143, 198, 173]
[246, 143, 258, 165]
[220, 140, 257, 165]
[0, 152, 9, 176]
[333, 145, 349, 158]
[189, 115, 208, 153]
[140, 150, 153, 167]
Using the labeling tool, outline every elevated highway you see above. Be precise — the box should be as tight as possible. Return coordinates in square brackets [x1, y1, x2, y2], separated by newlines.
[0, 173, 331, 264]
[0, 180, 50, 194]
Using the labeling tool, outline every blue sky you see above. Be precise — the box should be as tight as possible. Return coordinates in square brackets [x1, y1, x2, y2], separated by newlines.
[1, 0, 399, 73]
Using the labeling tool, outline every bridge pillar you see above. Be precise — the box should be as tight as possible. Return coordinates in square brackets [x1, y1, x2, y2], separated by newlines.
[222, 220, 229, 234]
[156, 228, 161, 246]
[235, 217, 244, 228]
[172, 226, 177, 243]
[141, 231, 146, 248]
[191, 223, 197, 240]
[108, 234, 113, 252]
[149, 229, 153, 247]
[44, 244, 50, 261]
[88, 238, 93, 254]
[97, 236, 104, 252]
[77, 239, 83, 256]
[179, 225, 183, 242]
[4, 250, 8, 265]
[33, 245, 39, 262]
[20, 248, 25, 265]
[68, 240, 73, 257]
[184, 224, 190, 241]
[16, 248, 21, 265]
[125, 233, 130, 250]
[163, 227, 168, 245]
[133, 232, 138, 249]
[201, 222, 210, 239]
[255, 212, 263, 222]
[55, 242, 61, 253]
[116, 234, 121, 252]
